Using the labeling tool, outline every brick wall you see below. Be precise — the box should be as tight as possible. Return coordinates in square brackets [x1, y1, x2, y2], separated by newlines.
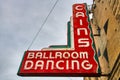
[84, 0, 120, 80]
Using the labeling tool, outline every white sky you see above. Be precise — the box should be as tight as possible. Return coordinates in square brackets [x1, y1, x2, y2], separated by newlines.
[0, 0, 92, 80]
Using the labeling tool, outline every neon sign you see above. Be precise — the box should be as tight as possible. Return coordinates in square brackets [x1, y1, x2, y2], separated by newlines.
[18, 3, 101, 77]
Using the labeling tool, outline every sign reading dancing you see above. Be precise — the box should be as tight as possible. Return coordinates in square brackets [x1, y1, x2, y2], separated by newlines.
[18, 3, 101, 77]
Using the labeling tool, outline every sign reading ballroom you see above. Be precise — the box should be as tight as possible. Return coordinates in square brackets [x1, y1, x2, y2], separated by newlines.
[18, 3, 101, 76]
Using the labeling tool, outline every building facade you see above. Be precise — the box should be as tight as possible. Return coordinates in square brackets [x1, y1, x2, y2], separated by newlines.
[84, 0, 120, 80]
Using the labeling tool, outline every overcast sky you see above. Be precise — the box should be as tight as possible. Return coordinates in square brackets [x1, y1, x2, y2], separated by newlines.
[0, 0, 92, 80]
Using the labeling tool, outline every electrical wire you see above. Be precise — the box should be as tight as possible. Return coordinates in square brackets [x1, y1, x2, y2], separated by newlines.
[27, 0, 59, 50]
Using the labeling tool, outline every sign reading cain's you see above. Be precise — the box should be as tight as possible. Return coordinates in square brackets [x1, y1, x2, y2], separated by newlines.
[18, 3, 101, 76]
